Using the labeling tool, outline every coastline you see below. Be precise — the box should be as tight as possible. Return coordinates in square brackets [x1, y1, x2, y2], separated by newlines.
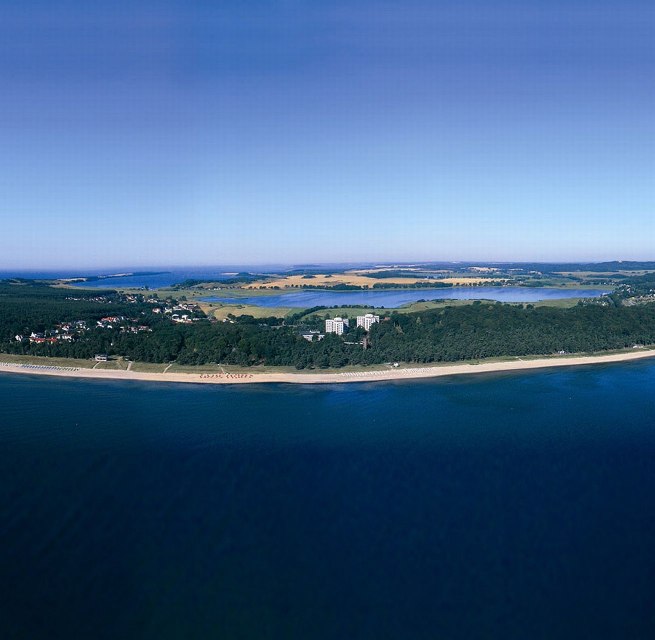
[2, 349, 655, 385]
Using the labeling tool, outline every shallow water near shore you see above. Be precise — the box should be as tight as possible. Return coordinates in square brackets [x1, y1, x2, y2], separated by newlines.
[2, 363, 655, 639]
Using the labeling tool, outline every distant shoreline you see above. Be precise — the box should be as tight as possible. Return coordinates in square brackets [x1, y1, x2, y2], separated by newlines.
[1, 349, 655, 386]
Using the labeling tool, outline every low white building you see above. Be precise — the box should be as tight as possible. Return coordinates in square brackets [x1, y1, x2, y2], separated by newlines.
[325, 317, 349, 335]
[356, 313, 380, 331]
[301, 331, 325, 342]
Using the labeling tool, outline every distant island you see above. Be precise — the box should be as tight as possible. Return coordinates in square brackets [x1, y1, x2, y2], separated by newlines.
[57, 271, 171, 284]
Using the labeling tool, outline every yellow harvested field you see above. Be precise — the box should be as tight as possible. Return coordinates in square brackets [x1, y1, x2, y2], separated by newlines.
[350, 268, 453, 274]
[245, 274, 494, 289]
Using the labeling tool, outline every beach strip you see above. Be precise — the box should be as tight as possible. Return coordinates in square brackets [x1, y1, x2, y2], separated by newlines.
[2, 349, 655, 385]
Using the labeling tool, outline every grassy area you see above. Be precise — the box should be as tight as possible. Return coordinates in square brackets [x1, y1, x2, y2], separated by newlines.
[93, 360, 129, 370]
[396, 299, 475, 313]
[294, 300, 472, 320]
[532, 298, 582, 309]
[298, 306, 383, 320]
[129, 362, 173, 373]
[156, 286, 284, 299]
[206, 304, 294, 320]
[0, 353, 97, 368]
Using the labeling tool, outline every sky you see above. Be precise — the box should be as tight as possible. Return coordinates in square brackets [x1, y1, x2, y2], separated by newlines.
[1, 0, 654, 269]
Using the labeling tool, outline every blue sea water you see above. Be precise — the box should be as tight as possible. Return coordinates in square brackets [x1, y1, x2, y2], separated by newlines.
[1, 364, 655, 639]
[206, 286, 611, 307]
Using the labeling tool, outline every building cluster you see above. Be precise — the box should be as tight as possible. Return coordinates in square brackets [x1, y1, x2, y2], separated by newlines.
[125, 294, 162, 305]
[301, 331, 325, 342]
[324, 313, 380, 335]
[65, 293, 164, 305]
[15, 315, 155, 345]
[96, 316, 152, 332]
[152, 302, 202, 323]
[11, 297, 203, 348]
[64, 295, 113, 303]
[17, 320, 89, 344]
[97, 315, 125, 328]
[121, 324, 152, 334]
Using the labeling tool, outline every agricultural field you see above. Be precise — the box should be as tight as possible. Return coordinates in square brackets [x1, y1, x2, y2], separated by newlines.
[206, 304, 295, 321]
[243, 273, 495, 289]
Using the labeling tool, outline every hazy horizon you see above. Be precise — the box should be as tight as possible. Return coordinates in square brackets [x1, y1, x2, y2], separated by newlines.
[3, 1, 653, 268]
[2, 257, 655, 276]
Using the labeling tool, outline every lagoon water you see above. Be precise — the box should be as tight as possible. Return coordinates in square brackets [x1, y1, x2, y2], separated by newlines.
[2, 364, 655, 639]
[206, 286, 610, 308]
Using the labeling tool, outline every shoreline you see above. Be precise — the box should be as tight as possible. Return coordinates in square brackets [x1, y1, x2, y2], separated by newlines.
[1, 349, 655, 385]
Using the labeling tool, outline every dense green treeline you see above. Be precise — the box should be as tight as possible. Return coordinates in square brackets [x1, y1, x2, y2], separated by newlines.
[368, 303, 655, 363]
[619, 274, 655, 297]
[115, 303, 655, 367]
[0, 284, 131, 336]
[0, 282, 176, 360]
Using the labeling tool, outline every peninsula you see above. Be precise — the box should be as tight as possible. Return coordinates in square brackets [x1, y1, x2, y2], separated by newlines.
[2, 265, 655, 381]
[2, 348, 655, 385]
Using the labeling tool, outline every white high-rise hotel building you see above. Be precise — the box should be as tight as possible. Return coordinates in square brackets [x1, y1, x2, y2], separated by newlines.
[325, 317, 349, 335]
[356, 313, 380, 331]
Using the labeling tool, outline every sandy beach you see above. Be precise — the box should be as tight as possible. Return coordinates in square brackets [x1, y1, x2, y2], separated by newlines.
[2, 349, 655, 385]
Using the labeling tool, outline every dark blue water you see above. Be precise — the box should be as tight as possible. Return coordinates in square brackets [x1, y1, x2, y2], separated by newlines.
[0, 267, 287, 290]
[2, 364, 655, 639]
[206, 286, 610, 308]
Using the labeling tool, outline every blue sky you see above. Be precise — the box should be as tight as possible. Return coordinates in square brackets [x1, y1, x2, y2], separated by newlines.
[2, 1, 654, 268]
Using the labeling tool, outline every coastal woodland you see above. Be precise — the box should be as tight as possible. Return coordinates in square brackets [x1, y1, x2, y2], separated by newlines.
[1, 278, 655, 369]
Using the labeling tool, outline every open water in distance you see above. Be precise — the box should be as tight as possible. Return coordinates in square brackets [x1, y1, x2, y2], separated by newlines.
[0, 271, 612, 301]
[1, 363, 654, 639]
[206, 286, 611, 307]
[0, 269, 267, 290]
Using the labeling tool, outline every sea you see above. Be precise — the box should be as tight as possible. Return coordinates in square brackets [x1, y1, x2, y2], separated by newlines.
[2, 362, 655, 639]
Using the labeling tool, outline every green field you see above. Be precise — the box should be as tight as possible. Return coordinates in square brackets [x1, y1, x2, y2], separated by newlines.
[532, 298, 583, 309]
[93, 359, 129, 370]
[205, 304, 295, 320]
